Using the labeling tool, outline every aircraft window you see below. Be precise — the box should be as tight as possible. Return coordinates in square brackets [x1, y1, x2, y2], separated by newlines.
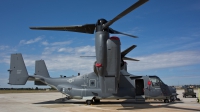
[188, 88, 193, 92]
[149, 77, 162, 87]
[89, 79, 96, 87]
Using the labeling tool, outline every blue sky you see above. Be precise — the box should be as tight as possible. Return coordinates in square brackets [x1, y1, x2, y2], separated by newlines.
[0, 0, 200, 88]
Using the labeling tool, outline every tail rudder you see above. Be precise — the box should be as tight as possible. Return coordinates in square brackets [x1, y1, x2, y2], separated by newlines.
[8, 53, 29, 85]
[34, 60, 50, 85]
[35, 60, 50, 78]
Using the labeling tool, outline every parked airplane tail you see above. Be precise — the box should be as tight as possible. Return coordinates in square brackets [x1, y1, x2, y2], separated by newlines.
[35, 60, 50, 78]
[8, 53, 29, 85]
[34, 60, 50, 85]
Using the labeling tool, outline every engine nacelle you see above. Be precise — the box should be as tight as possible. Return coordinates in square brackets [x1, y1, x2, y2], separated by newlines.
[106, 36, 121, 93]
[94, 33, 121, 94]
[95, 31, 109, 93]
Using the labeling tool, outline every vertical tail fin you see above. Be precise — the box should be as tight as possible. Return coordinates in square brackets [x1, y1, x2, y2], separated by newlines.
[8, 53, 29, 85]
[35, 60, 50, 78]
[34, 60, 50, 85]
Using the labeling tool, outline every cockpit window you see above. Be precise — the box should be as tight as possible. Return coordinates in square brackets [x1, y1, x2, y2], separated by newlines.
[188, 88, 193, 92]
[149, 76, 163, 87]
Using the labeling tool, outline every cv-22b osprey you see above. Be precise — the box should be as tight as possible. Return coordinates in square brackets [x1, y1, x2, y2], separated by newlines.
[8, 0, 177, 105]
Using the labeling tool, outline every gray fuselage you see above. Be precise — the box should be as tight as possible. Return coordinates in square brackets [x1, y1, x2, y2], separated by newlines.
[37, 70, 173, 100]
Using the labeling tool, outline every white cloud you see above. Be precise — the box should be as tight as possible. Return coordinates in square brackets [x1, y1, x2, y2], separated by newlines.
[0, 78, 9, 86]
[1, 55, 9, 64]
[1, 45, 95, 74]
[75, 45, 95, 54]
[11, 54, 94, 74]
[163, 74, 200, 80]
[127, 51, 200, 72]
[42, 41, 49, 45]
[58, 47, 73, 52]
[42, 47, 57, 55]
[0, 45, 9, 50]
[20, 36, 43, 45]
[43, 45, 95, 56]
[2, 41, 200, 76]
[42, 40, 72, 46]
[14, 50, 200, 75]
[177, 41, 200, 50]
[51, 41, 72, 46]
[42, 55, 95, 74]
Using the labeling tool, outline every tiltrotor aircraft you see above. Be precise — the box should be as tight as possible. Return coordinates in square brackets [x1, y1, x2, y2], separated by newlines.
[8, 0, 177, 105]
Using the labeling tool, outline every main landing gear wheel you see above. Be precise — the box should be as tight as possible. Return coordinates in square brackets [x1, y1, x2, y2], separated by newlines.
[86, 100, 93, 105]
[164, 99, 169, 103]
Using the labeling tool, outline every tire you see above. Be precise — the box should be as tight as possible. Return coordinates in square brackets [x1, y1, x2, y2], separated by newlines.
[164, 99, 169, 103]
[86, 100, 93, 105]
[176, 98, 180, 101]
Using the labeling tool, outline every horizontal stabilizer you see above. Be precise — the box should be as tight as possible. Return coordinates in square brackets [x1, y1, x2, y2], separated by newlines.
[8, 53, 29, 85]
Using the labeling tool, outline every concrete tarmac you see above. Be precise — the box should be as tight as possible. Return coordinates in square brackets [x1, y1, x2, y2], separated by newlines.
[0, 90, 199, 112]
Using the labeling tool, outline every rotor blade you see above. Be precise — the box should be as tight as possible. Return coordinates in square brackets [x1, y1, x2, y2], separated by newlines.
[103, 0, 148, 29]
[109, 28, 137, 38]
[30, 24, 96, 34]
[123, 57, 139, 61]
[121, 45, 137, 57]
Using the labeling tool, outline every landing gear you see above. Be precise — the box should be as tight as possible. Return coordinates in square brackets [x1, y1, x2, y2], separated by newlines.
[176, 98, 181, 101]
[94, 99, 100, 103]
[170, 96, 175, 102]
[86, 98, 100, 105]
[164, 99, 169, 103]
[86, 100, 93, 105]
